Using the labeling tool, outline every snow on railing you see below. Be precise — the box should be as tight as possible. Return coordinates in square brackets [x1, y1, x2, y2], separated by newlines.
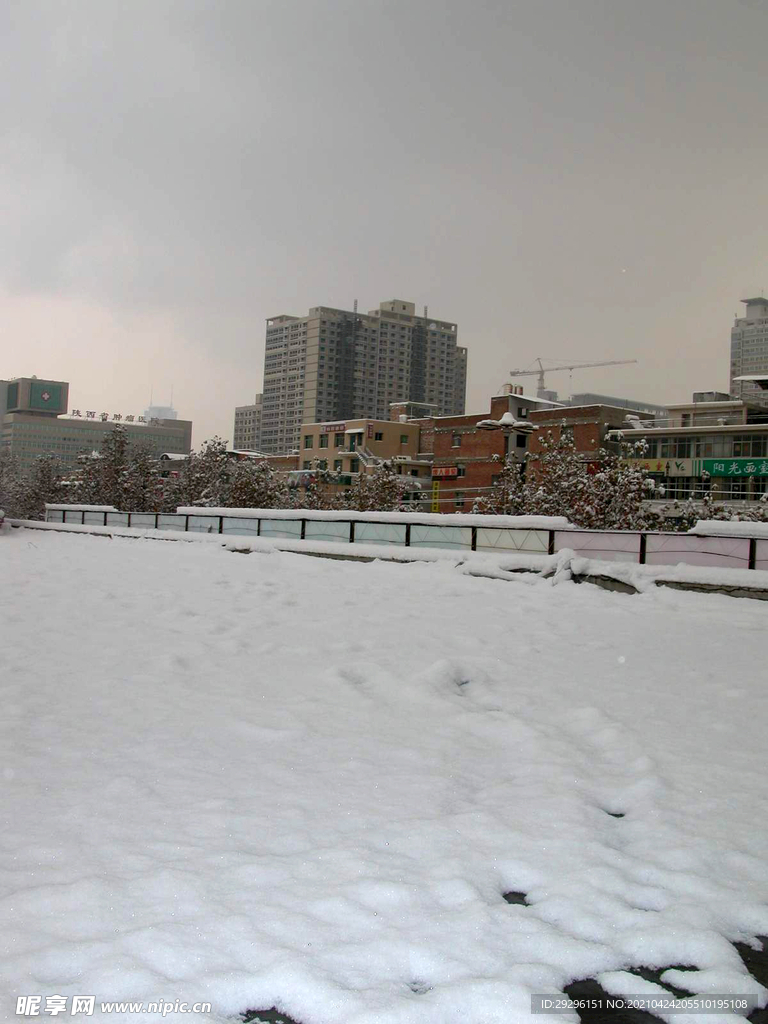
[38, 505, 768, 570]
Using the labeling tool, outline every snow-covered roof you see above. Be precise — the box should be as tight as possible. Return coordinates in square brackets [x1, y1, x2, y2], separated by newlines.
[733, 374, 768, 389]
[494, 392, 564, 406]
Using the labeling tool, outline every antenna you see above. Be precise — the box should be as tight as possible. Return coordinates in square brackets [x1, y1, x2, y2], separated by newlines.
[424, 305, 428, 320]
[353, 298, 358, 314]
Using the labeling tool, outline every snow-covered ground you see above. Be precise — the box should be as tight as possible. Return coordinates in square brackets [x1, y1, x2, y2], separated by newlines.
[2, 529, 767, 1024]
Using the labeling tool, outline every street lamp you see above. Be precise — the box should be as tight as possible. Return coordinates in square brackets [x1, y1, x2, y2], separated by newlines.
[476, 411, 536, 456]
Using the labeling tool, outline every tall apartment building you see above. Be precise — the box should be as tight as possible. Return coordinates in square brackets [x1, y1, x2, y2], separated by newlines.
[730, 297, 768, 405]
[258, 299, 467, 453]
[233, 394, 263, 451]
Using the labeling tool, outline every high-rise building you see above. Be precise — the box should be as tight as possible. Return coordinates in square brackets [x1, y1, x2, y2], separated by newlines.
[258, 299, 467, 453]
[1, 376, 192, 475]
[233, 394, 263, 451]
[730, 297, 768, 405]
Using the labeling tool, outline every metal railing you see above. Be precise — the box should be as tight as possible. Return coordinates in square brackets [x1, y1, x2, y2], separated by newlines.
[39, 506, 768, 572]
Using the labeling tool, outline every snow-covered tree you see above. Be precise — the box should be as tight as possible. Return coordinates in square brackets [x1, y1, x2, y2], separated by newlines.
[227, 458, 289, 508]
[477, 428, 662, 530]
[123, 441, 162, 511]
[523, 428, 592, 520]
[347, 462, 415, 512]
[472, 454, 528, 515]
[163, 437, 230, 509]
[0, 448, 21, 517]
[576, 440, 660, 531]
[12, 454, 66, 520]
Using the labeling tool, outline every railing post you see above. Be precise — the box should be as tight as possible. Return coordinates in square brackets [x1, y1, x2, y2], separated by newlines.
[471, 525, 477, 551]
[639, 533, 647, 565]
[256, 518, 261, 537]
[185, 514, 190, 532]
[349, 521, 355, 544]
[103, 512, 108, 526]
[82, 511, 86, 525]
[218, 516, 223, 535]
[548, 530, 555, 555]
[749, 537, 756, 570]
[155, 513, 159, 529]
[405, 523, 411, 547]
[128, 512, 132, 528]
[301, 519, 306, 540]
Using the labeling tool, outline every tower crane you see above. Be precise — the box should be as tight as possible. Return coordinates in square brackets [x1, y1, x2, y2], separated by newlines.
[508, 358, 638, 398]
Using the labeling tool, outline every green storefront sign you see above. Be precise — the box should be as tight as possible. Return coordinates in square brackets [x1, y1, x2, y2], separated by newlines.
[703, 458, 768, 477]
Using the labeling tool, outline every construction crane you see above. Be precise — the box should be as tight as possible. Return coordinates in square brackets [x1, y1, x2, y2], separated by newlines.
[508, 358, 638, 398]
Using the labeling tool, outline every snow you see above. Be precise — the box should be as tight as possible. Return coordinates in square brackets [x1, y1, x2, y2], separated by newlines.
[16, 519, 768, 593]
[689, 520, 768, 538]
[44, 503, 119, 512]
[174, 507, 573, 529]
[2, 528, 767, 1024]
[567, 554, 768, 592]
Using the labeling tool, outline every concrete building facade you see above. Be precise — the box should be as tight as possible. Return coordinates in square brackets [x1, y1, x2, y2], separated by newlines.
[298, 417, 429, 482]
[233, 395, 263, 451]
[1, 377, 192, 475]
[613, 396, 768, 503]
[730, 297, 768, 404]
[257, 299, 467, 454]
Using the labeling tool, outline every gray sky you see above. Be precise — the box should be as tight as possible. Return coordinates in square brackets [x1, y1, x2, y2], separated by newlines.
[2, 0, 767, 445]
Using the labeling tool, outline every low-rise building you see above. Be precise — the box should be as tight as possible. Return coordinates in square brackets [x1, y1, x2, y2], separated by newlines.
[610, 395, 768, 503]
[298, 417, 427, 479]
[527, 403, 650, 464]
[413, 389, 560, 511]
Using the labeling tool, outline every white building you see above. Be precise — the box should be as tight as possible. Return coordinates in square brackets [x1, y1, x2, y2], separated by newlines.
[730, 296, 768, 405]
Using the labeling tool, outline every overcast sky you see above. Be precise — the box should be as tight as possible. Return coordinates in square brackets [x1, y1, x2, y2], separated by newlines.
[2, 0, 767, 444]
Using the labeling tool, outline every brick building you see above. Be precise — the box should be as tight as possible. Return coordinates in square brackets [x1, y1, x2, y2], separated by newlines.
[527, 404, 641, 466]
[404, 390, 560, 511]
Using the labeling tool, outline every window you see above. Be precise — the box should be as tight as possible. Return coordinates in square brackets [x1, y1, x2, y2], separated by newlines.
[303, 460, 311, 469]
[400, 434, 409, 444]
[451, 433, 461, 447]
[334, 459, 343, 471]
[350, 459, 359, 473]
[317, 459, 327, 470]
[303, 435, 313, 449]
[319, 434, 328, 448]
[455, 491, 465, 507]
[457, 465, 466, 477]
[374, 432, 383, 441]
[410, 468, 419, 477]
[334, 433, 344, 447]
[516, 434, 527, 448]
